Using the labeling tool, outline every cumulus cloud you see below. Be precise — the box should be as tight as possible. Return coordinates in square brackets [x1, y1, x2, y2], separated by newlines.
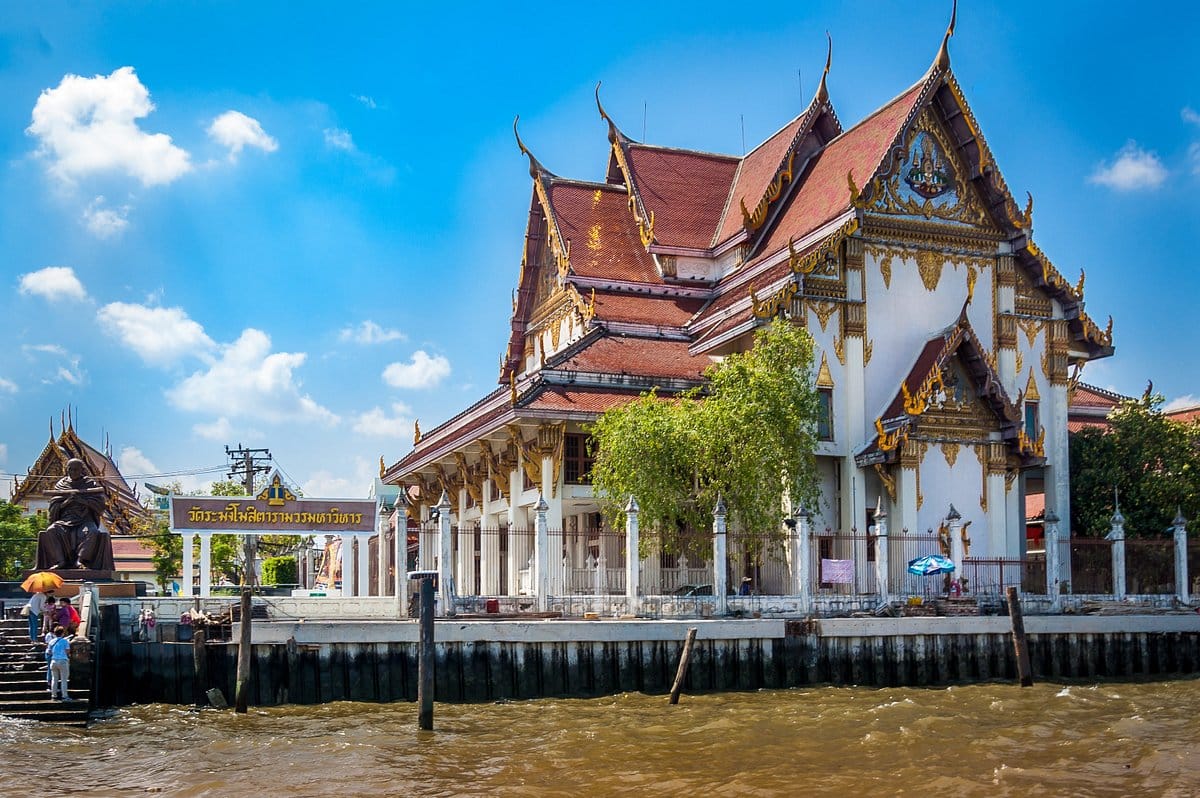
[353, 94, 377, 110]
[207, 110, 278, 159]
[27, 66, 191, 186]
[21, 343, 83, 385]
[382, 350, 450, 389]
[168, 328, 338, 425]
[18, 266, 87, 302]
[323, 127, 354, 152]
[117, 445, 211, 494]
[193, 417, 234, 441]
[1089, 141, 1168, 191]
[1164, 394, 1200, 413]
[353, 402, 415, 438]
[301, 456, 376, 498]
[82, 196, 130, 238]
[0, 377, 16, 393]
[339, 320, 404, 345]
[97, 302, 215, 365]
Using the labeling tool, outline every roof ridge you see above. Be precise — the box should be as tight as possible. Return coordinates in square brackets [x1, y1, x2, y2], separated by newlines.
[626, 141, 741, 162]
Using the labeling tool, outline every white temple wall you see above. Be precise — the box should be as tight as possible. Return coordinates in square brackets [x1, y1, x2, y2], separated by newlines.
[916, 446, 988, 551]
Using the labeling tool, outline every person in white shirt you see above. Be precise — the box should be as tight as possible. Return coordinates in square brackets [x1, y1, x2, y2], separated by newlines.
[47, 625, 71, 701]
[25, 590, 52, 643]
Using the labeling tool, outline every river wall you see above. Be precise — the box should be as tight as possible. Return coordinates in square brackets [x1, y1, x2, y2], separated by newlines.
[96, 614, 1200, 707]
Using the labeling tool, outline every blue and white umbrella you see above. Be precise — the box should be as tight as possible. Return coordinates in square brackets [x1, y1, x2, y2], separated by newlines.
[907, 554, 955, 576]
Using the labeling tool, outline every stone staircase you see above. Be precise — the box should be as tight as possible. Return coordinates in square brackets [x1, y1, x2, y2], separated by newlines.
[0, 617, 89, 727]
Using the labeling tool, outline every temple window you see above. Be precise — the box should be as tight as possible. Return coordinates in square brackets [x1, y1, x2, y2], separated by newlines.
[564, 433, 594, 484]
[1024, 401, 1040, 439]
[817, 389, 834, 441]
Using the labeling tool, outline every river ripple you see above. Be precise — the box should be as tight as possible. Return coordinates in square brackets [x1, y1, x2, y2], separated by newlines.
[2, 678, 1198, 797]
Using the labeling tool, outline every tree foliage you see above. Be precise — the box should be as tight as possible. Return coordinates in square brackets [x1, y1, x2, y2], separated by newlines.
[1070, 393, 1200, 538]
[589, 318, 820, 542]
[0, 501, 45, 579]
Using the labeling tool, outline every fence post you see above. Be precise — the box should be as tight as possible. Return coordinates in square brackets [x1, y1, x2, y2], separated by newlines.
[874, 497, 890, 607]
[625, 496, 640, 616]
[1173, 508, 1189, 605]
[1044, 509, 1062, 611]
[797, 506, 812, 616]
[395, 491, 410, 618]
[947, 504, 965, 577]
[1106, 504, 1126, 600]
[535, 494, 550, 613]
[713, 496, 728, 616]
[437, 490, 454, 617]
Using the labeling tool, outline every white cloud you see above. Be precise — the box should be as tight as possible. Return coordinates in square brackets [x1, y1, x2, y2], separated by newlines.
[117, 445, 210, 494]
[353, 403, 415, 438]
[301, 456, 376, 498]
[1164, 394, 1200, 413]
[27, 66, 191, 186]
[18, 266, 87, 302]
[208, 110, 278, 159]
[82, 196, 130, 238]
[323, 127, 355, 152]
[22, 343, 83, 385]
[353, 94, 377, 110]
[193, 417, 234, 441]
[1185, 109, 1200, 176]
[0, 377, 16, 393]
[1183, 107, 1200, 126]
[97, 302, 215, 365]
[0, 443, 7, 466]
[56, 365, 84, 385]
[168, 328, 338, 425]
[1089, 141, 1168, 191]
[382, 350, 451, 389]
[339, 320, 404, 345]
[23, 343, 67, 357]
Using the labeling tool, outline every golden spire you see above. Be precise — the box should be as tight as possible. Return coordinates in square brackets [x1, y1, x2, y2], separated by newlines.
[413, 419, 421, 445]
[595, 81, 629, 144]
[815, 31, 832, 104]
[934, 0, 957, 72]
[513, 115, 549, 178]
[379, 455, 385, 478]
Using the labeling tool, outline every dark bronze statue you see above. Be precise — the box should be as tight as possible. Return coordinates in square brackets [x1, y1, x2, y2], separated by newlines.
[35, 458, 115, 571]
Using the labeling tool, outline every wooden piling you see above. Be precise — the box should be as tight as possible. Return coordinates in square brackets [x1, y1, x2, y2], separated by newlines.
[235, 588, 253, 712]
[1006, 586, 1034, 687]
[418, 577, 435, 730]
[668, 627, 698, 705]
[192, 625, 208, 706]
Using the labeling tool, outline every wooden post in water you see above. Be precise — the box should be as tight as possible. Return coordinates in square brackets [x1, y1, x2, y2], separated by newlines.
[235, 588, 253, 713]
[192, 625, 208, 706]
[668, 627, 699, 705]
[1006, 586, 1033, 687]
[418, 576, 435, 730]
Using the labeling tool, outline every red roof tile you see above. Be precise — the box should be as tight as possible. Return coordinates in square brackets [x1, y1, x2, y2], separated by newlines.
[557, 336, 713, 380]
[1071, 383, 1128, 409]
[526, 386, 646, 414]
[625, 145, 740, 249]
[590, 291, 704, 326]
[548, 181, 660, 282]
[1166, 405, 1200, 423]
[759, 82, 925, 256]
[713, 114, 806, 245]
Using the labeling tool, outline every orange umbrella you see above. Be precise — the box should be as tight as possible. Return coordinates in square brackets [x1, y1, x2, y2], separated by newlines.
[21, 571, 64, 593]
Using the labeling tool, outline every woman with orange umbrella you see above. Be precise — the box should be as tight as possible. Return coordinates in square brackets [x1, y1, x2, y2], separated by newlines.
[20, 571, 64, 643]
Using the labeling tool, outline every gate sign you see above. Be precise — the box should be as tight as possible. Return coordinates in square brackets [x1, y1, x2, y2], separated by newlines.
[171, 473, 376, 533]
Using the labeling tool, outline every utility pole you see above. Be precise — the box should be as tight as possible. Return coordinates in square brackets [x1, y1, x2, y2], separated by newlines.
[225, 444, 272, 587]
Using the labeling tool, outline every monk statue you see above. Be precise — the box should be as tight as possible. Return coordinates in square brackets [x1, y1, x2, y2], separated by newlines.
[35, 458, 115, 571]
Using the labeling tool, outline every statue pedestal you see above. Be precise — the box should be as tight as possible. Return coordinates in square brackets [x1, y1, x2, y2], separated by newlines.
[21, 568, 134, 598]
[23, 568, 116, 582]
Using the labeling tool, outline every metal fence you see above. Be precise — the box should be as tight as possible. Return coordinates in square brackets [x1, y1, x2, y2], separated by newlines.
[961, 558, 1042, 599]
[1125, 538, 1175, 595]
[1068, 537, 1112, 594]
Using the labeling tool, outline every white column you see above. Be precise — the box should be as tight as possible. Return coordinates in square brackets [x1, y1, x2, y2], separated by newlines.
[713, 496, 728, 616]
[534, 494, 550, 612]
[1107, 506, 1126, 599]
[480, 475, 500, 595]
[376, 504, 390, 597]
[947, 504, 965, 576]
[198, 532, 212, 598]
[394, 492, 409, 618]
[797, 507, 813, 616]
[357, 533, 371, 596]
[986, 467, 1007, 558]
[341, 535, 354, 598]
[181, 533, 194, 597]
[625, 496, 640, 615]
[1173, 509, 1189, 605]
[897, 463, 919, 543]
[1044, 378, 1072, 590]
[874, 498, 890, 605]
[542, 454, 563, 595]
[437, 490, 454, 616]
[507, 462, 524, 596]
[1045, 509, 1062, 611]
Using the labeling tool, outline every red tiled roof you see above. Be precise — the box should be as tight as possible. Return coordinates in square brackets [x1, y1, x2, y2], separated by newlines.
[714, 115, 806, 244]
[1025, 493, 1045, 521]
[758, 82, 925, 256]
[590, 291, 704, 326]
[548, 181, 660, 282]
[525, 386, 646, 414]
[625, 145, 740, 249]
[556, 336, 714, 380]
[1071, 383, 1128, 409]
[1166, 405, 1200, 423]
[1068, 419, 1110, 434]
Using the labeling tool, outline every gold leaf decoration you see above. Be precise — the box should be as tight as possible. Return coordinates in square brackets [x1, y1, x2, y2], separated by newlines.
[916, 249, 943, 291]
[940, 442, 960, 468]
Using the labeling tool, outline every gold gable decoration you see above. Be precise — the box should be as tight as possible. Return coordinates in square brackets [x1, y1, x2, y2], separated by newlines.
[1024, 369, 1041, 401]
[816, 352, 835, 388]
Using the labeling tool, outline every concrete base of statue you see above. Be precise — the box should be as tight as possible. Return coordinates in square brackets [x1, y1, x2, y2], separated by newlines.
[21, 568, 135, 597]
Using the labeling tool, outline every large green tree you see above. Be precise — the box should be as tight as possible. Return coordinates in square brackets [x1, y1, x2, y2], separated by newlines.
[1070, 392, 1200, 538]
[0, 501, 45, 579]
[589, 318, 820, 544]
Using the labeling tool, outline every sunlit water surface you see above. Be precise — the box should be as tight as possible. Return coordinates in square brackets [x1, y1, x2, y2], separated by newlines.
[2, 679, 1198, 796]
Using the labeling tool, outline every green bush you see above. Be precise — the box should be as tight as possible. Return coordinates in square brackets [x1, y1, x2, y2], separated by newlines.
[261, 555, 298, 586]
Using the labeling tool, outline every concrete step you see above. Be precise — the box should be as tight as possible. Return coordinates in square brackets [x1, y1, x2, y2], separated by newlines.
[1, 708, 89, 727]
[0, 687, 85, 701]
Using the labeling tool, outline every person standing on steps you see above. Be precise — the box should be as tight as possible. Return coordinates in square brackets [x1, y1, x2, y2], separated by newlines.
[25, 590, 52, 642]
[47, 625, 71, 701]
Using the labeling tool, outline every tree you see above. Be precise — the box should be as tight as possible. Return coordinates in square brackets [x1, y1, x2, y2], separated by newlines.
[589, 318, 820, 545]
[1070, 392, 1200, 538]
[0, 501, 45, 579]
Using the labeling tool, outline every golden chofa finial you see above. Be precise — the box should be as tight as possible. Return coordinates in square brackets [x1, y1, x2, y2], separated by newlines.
[513, 115, 547, 178]
[934, 0, 957, 72]
[815, 31, 832, 104]
[413, 419, 421, 445]
[379, 455, 385, 478]
[595, 81, 627, 145]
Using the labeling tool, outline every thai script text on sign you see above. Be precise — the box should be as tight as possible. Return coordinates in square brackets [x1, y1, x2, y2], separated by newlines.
[171, 497, 376, 533]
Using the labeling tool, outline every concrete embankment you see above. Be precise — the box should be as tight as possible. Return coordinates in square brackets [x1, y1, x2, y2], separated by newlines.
[97, 614, 1200, 707]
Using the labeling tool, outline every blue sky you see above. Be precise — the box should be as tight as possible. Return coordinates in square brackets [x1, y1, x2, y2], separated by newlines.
[1, 1, 1198, 499]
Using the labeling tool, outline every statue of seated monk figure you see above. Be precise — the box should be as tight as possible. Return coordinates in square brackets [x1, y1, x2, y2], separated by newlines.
[36, 458, 115, 571]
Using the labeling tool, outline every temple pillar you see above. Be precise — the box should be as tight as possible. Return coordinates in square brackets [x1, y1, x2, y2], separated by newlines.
[394, 493, 409, 617]
[181, 532, 194, 597]
[1045, 509, 1062, 611]
[534, 494, 550, 612]
[480, 474, 500, 595]
[457, 487, 475, 596]
[357, 533, 371, 597]
[542, 454, 563, 595]
[713, 496, 728, 615]
[896, 461, 919, 541]
[507, 462, 528, 596]
[874, 499, 890, 605]
[1173, 509, 1189, 604]
[625, 496, 640, 615]
[198, 532, 212, 598]
[948, 505, 965, 576]
[437, 490, 454, 615]
[1107, 506, 1126, 599]
[341, 535, 355, 598]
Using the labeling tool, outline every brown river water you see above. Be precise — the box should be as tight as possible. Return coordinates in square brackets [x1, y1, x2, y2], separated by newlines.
[2, 679, 1199, 797]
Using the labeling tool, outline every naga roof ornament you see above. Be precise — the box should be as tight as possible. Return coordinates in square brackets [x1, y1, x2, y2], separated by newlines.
[595, 82, 656, 250]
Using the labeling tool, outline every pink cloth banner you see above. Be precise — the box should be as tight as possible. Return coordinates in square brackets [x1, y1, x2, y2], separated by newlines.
[821, 558, 855, 584]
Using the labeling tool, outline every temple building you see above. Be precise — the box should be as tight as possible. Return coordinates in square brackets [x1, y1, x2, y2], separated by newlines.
[383, 20, 1113, 593]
